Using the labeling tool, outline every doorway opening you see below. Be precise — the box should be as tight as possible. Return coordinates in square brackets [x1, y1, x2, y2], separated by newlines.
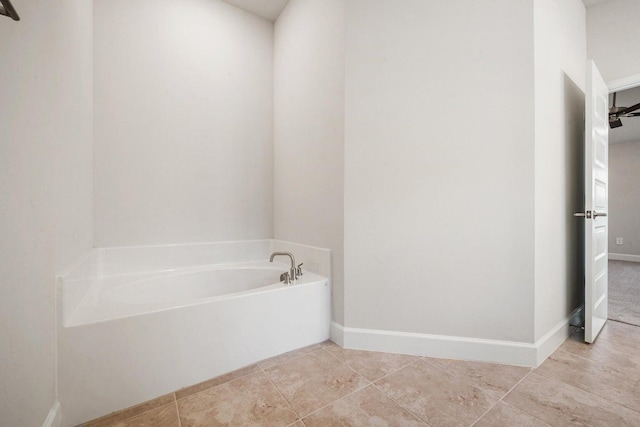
[607, 73, 640, 327]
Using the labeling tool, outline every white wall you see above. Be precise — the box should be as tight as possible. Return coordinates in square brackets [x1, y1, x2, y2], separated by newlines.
[0, 1, 94, 425]
[587, 0, 640, 82]
[94, 0, 274, 247]
[533, 0, 586, 341]
[274, 0, 345, 324]
[609, 141, 640, 257]
[343, 0, 536, 342]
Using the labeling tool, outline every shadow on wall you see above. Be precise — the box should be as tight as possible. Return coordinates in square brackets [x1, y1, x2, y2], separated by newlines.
[563, 72, 586, 314]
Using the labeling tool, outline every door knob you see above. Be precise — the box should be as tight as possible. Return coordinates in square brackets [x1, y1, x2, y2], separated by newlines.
[574, 210, 607, 219]
[574, 211, 592, 218]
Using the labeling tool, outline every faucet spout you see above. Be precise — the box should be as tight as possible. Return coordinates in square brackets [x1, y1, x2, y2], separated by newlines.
[269, 251, 296, 270]
[270, 252, 299, 284]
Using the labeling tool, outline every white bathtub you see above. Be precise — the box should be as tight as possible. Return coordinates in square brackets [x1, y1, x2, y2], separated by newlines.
[103, 266, 286, 305]
[57, 240, 331, 426]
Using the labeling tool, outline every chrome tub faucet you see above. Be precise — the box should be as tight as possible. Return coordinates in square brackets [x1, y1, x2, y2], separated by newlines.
[269, 252, 303, 284]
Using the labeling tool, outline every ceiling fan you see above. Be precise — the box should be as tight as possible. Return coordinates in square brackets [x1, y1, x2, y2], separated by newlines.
[609, 92, 640, 129]
[0, 0, 19, 21]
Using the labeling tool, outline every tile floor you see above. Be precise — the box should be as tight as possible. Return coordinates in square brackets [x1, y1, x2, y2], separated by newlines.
[83, 321, 640, 426]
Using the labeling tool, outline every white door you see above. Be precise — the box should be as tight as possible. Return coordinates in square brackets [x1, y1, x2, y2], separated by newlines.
[578, 60, 609, 343]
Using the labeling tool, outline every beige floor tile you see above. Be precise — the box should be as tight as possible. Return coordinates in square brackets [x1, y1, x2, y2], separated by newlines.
[423, 357, 452, 370]
[504, 372, 640, 427]
[177, 371, 297, 427]
[535, 347, 640, 412]
[561, 331, 640, 371]
[597, 320, 640, 348]
[287, 422, 304, 427]
[84, 393, 175, 427]
[375, 359, 497, 427]
[441, 359, 531, 398]
[175, 364, 260, 400]
[325, 346, 419, 381]
[473, 401, 550, 427]
[108, 403, 180, 427]
[303, 385, 427, 427]
[264, 349, 369, 417]
[258, 342, 328, 369]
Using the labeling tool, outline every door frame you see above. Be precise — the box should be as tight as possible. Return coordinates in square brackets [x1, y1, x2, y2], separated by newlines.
[607, 72, 640, 93]
[596, 71, 640, 335]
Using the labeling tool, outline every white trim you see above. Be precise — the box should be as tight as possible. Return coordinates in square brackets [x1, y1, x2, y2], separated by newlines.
[330, 321, 344, 346]
[97, 238, 272, 251]
[270, 239, 332, 253]
[333, 308, 581, 368]
[42, 401, 61, 427]
[607, 72, 640, 93]
[609, 253, 640, 263]
[534, 306, 583, 366]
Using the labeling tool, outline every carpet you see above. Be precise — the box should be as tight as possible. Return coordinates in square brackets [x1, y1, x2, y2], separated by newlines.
[608, 260, 640, 327]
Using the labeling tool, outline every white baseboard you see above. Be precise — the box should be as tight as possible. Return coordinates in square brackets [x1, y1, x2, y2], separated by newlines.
[42, 401, 61, 427]
[609, 253, 640, 263]
[534, 306, 583, 366]
[330, 321, 345, 346]
[331, 307, 579, 368]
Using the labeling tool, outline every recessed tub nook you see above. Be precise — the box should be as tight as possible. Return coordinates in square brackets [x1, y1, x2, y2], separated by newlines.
[57, 239, 331, 426]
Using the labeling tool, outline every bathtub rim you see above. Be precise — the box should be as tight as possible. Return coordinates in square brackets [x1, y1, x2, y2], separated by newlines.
[63, 261, 328, 328]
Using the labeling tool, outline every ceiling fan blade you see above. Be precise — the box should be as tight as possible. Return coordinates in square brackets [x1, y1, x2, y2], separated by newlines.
[624, 112, 640, 117]
[616, 101, 640, 116]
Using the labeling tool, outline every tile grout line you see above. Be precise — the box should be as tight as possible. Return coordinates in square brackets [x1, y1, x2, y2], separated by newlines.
[424, 357, 533, 402]
[321, 346, 374, 381]
[285, 347, 430, 423]
[561, 340, 638, 373]
[530, 354, 640, 418]
[85, 396, 177, 426]
[574, 322, 640, 358]
[321, 348, 434, 424]
[173, 393, 182, 427]
[299, 381, 373, 422]
[367, 357, 435, 426]
[321, 345, 423, 383]
[369, 381, 432, 426]
[370, 355, 424, 383]
[533, 367, 640, 412]
[417, 355, 526, 426]
[478, 368, 580, 427]
[259, 345, 328, 371]
[174, 364, 261, 401]
[468, 368, 535, 427]
[497, 367, 619, 426]
[290, 347, 374, 422]
[495, 400, 554, 427]
[259, 363, 303, 421]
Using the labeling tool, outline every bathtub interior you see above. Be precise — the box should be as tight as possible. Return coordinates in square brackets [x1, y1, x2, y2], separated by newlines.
[102, 266, 285, 304]
[58, 239, 332, 327]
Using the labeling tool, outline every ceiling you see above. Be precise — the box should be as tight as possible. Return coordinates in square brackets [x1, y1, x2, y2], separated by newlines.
[222, 0, 289, 21]
[224, 0, 608, 19]
[609, 85, 640, 144]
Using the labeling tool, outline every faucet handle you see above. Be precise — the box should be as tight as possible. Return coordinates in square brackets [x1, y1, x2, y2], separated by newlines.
[279, 272, 291, 284]
[296, 263, 303, 278]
